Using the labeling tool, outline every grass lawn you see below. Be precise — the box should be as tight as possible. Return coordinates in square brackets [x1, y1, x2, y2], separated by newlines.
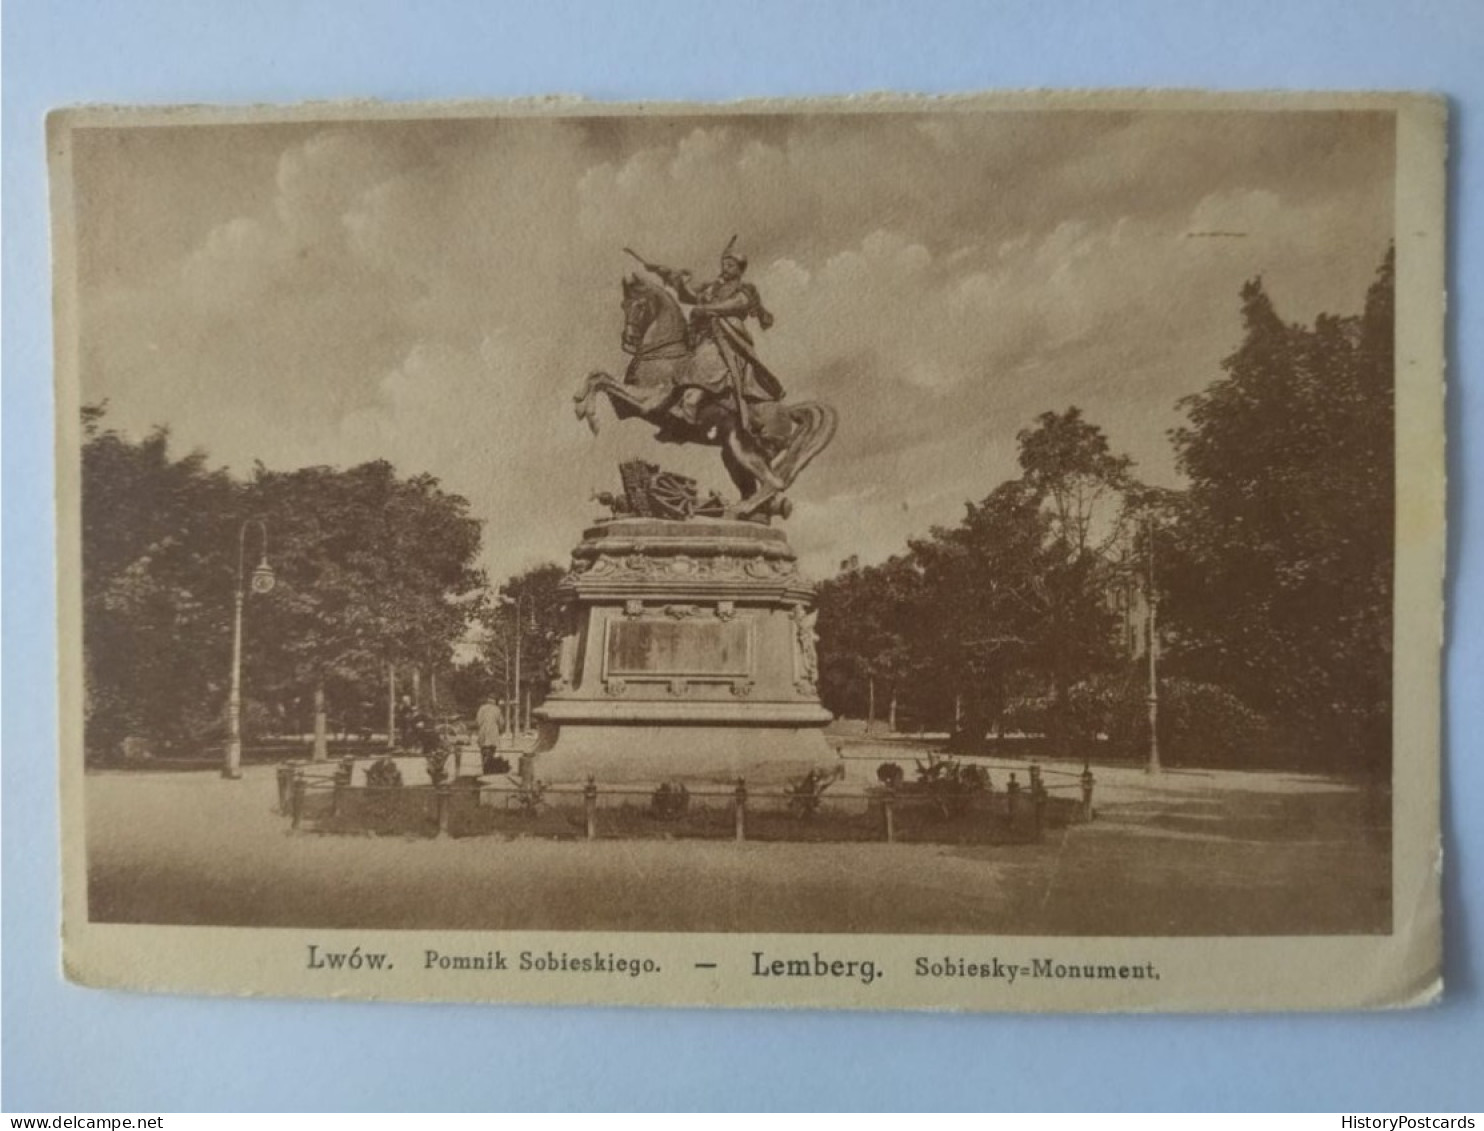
[83, 750, 1390, 935]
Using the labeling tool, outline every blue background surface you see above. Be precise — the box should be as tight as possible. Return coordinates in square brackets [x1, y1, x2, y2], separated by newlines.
[4, 0, 1480, 1112]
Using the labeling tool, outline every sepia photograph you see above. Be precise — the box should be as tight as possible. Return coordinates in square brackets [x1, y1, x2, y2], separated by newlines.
[50, 93, 1444, 1011]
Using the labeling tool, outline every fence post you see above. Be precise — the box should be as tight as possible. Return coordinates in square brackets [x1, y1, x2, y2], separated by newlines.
[290, 774, 305, 830]
[435, 786, 451, 838]
[330, 782, 341, 818]
[1080, 765, 1095, 821]
[1031, 774, 1047, 839]
[276, 764, 292, 813]
[733, 777, 747, 842]
[882, 787, 896, 844]
[584, 776, 598, 841]
[1006, 772, 1020, 828]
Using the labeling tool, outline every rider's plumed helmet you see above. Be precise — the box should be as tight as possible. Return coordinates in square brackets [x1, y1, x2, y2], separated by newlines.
[721, 234, 748, 272]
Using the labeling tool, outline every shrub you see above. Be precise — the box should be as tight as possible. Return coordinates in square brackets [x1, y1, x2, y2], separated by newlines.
[365, 757, 404, 789]
[1159, 678, 1270, 766]
[877, 762, 905, 788]
[649, 781, 691, 821]
[507, 775, 546, 817]
[915, 755, 987, 819]
[959, 763, 991, 792]
[482, 751, 511, 775]
[1065, 674, 1271, 766]
[786, 769, 835, 821]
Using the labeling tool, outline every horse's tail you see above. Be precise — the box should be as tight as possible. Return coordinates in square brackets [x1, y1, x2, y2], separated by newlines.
[772, 401, 839, 488]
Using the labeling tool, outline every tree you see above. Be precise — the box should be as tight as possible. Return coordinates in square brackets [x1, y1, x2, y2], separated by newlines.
[80, 407, 488, 761]
[1012, 409, 1136, 752]
[1165, 251, 1394, 768]
[443, 658, 495, 718]
[80, 409, 241, 756]
[815, 566, 873, 720]
[478, 562, 569, 732]
[910, 479, 1056, 744]
[244, 461, 485, 759]
[815, 555, 925, 731]
[817, 409, 1136, 751]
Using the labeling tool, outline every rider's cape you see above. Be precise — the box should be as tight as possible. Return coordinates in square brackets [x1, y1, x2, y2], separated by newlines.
[694, 277, 784, 402]
[713, 315, 786, 402]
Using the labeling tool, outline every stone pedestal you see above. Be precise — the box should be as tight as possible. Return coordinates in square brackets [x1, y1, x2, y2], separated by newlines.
[532, 518, 835, 783]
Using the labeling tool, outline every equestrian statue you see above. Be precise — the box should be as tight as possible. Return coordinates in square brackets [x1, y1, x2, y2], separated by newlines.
[573, 236, 837, 520]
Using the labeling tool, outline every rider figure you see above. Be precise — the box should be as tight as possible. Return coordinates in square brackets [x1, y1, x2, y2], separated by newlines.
[648, 236, 784, 428]
[579, 239, 836, 520]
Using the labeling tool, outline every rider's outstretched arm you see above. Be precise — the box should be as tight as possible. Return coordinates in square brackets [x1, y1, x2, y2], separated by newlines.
[654, 265, 699, 304]
[695, 291, 751, 317]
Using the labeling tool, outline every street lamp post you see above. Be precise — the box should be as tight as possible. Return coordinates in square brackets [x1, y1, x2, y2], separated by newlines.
[500, 593, 526, 744]
[1145, 511, 1161, 775]
[225, 519, 275, 780]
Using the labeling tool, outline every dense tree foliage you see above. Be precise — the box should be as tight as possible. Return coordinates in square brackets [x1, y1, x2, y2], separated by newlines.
[815, 252, 1395, 771]
[1012, 409, 1136, 751]
[80, 411, 485, 759]
[815, 554, 924, 730]
[477, 562, 570, 729]
[819, 410, 1137, 751]
[243, 460, 485, 757]
[1164, 251, 1394, 768]
[81, 412, 241, 754]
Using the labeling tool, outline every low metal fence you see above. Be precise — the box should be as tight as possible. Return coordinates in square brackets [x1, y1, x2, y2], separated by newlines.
[276, 760, 1095, 845]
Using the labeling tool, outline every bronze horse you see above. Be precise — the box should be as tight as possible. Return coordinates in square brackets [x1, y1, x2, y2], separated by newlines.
[574, 272, 837, 519]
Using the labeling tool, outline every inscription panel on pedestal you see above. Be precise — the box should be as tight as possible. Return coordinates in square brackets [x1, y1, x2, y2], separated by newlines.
[604, 617, 752, 678]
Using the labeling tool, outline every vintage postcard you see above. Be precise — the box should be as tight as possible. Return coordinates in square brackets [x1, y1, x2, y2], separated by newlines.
[51, 92, 1445, 1012]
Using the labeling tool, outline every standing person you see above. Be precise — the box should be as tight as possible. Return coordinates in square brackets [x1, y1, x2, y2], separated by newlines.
[476, 698, 505, 775]
[409, 705, 437, 755]
[396, 694, 416, 748]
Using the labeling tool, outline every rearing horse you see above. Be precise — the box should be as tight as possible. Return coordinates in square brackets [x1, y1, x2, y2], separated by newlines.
[574, 272, 837, 519]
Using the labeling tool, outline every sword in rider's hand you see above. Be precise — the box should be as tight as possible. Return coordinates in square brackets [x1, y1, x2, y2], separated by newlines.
[624, 247, 664, 280]
[625, 248, 689, 296]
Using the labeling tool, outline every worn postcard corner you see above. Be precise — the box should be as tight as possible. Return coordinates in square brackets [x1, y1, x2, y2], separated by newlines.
[51, 90, 1444, 1013]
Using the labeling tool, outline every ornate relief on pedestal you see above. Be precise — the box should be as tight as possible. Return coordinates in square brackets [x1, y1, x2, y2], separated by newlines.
[550, 644, 572, 694]
[790, 603, 820, 695]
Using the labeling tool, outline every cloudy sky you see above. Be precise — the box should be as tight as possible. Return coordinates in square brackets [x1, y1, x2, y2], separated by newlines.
[71, 107, 1394, 581]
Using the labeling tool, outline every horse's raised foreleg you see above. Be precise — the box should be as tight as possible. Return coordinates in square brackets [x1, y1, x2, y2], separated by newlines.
[574, 370, 678, 437]
[574, 370, 655, 435]
[573, 370, 610, 434]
